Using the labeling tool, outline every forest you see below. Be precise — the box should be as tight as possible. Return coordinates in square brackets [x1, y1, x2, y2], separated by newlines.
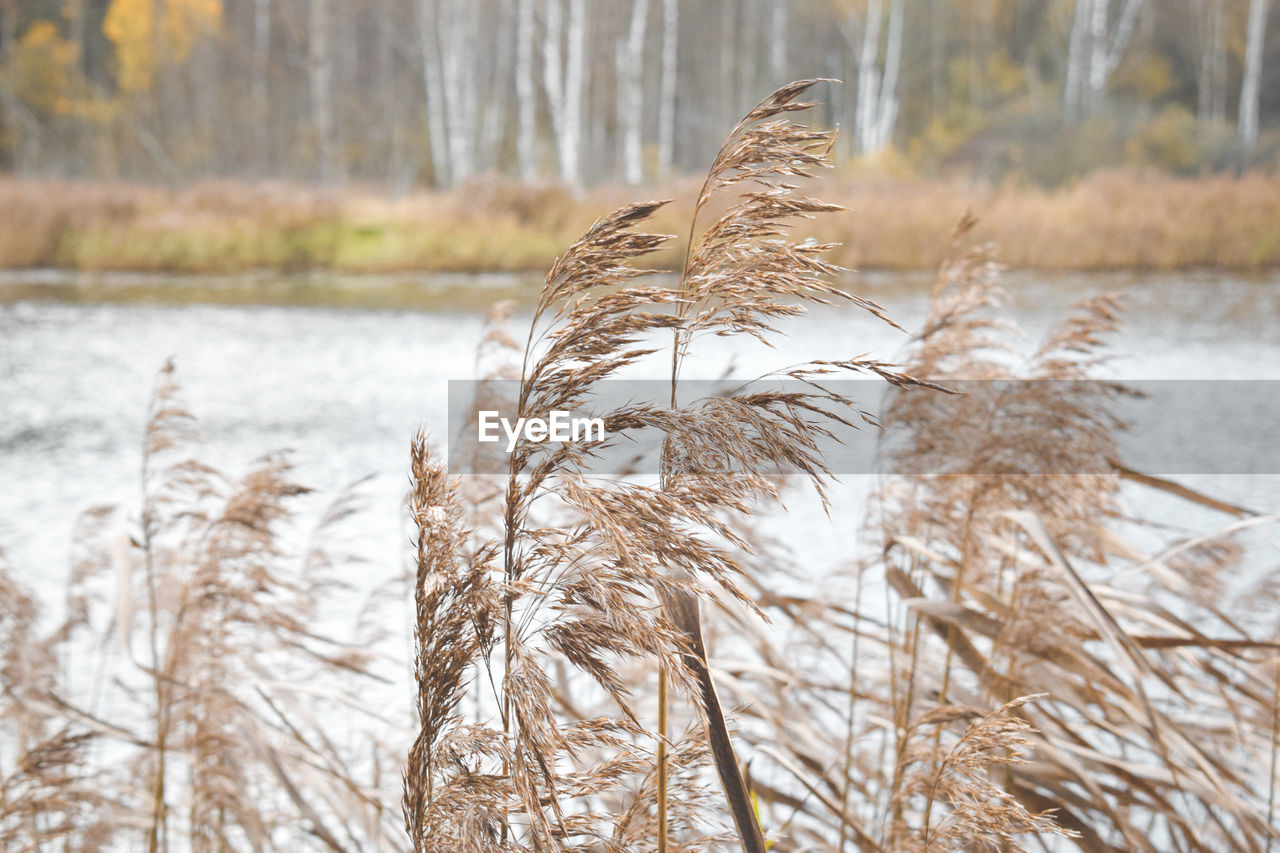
[1, 0, 1277, 188]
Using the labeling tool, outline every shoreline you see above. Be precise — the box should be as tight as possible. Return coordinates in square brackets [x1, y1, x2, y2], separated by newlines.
[2, 170, 1278, 276]
[3, 266, 1272, 312]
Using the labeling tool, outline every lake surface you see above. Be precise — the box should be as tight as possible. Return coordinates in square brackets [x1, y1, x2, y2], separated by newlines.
[2, 269, 1279, 600]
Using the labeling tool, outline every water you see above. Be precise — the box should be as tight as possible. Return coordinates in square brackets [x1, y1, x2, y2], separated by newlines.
[2, 269, 1279, 600]
[2, 268, 1279, 851]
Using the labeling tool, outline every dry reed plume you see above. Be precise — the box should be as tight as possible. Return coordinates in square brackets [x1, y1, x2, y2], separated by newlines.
[1, 550, 106, 850]
[2, 361, 412, 851]
[3, 84, 1279, 853]
[698, 215, 1280, 850]
[400, 80, 1012, 852]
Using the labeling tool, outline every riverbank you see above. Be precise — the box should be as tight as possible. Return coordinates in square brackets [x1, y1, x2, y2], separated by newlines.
[2, 170, 1278, 274]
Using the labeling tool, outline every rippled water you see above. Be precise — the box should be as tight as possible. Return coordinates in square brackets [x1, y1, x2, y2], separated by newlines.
[2, 269, 1279, 597]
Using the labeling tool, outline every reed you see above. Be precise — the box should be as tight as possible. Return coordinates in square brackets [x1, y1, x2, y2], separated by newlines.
[400, 80, 932, 850]
[0, 550, 105, 849]
[707, 212, 1280, 850]
[2, 82, 1279, 853]
[1, 361, 409, 851]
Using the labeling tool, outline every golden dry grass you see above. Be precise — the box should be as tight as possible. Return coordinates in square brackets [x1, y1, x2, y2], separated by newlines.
[0, 169, 1277, 276]
[399, 80, 1080, 853]
[4, 84, 1280, 852]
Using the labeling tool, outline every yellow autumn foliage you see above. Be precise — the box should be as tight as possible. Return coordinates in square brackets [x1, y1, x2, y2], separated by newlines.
[103, 0, 222, 94]
[11, 21, 80, 115]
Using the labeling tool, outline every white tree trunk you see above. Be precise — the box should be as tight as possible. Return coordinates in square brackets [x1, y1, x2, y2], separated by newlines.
[542, 0, 565, 180]
[1064, 0, 1091, 123]
[1065, 0, 1142, 123]
[1197, 0, 1227, 125]
[252, 0, 271, 171]
[769, 0, 788, 84]
[543, 0, 564, 149]
[440, 0, 478, 183]
[855, 0, 882, 154]
[479, 3, 513, 173]
[516, 0, 537, 179]
[1105, 0, 1143, 78]
[871, 0, 904, 152]
[620, 0, 649, 185]
[1240, 0, 1271, 149]
[561, 0, 587, 186]
[852, 0, 902, 155]
[657, 0, 678, 179]
[542, 0, 586, 186]
[308, 0, 336, 184]
[419, 0, 482, 186]
[418, 0, 451, 186]
[1086, 0, 1109, 111]
[374, 4, 410, 190]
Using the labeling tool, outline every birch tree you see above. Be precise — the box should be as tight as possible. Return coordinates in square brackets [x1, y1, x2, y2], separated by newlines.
[4, 0, 1275, 186]
[308, 0, 336, 184]
[562, 0, 586, 186]
[1239, 0, 1270, 149]
[618, 0, 649, 185]
[478, 3, 513, 173]
[373, 0, 412, 189]
[418, 0, 451, 185]
[440, 0, 480, 183]
[1063, 0, 1089, 123]
[515, 0, 537, 179]
[657, 0, 677, 179]
[1197, 0, 1228, 126]
[1063, 0, 1144, 123]
[417, 0, 482, 186]
[853, 0, 904, 155]
[542, 0, 587, 186]
[769, 0, 788, 85]
[252, 0, 270, 171]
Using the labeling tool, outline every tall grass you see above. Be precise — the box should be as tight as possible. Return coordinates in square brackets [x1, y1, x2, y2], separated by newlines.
[1, 362, 408, 851]
[401, 79, 935, 850]
[709, 215, 1280, 850]
[1, 549, 104, 848]
[399, 84, 1280, 850]
[0, 169, 1278, 277]
[2, 82, 1279, 852]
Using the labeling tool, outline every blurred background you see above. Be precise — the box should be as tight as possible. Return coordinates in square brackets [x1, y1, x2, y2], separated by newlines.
[1, 2, 1278, 578]
[1, 0, 1277, 188]
[2, 0, 1278, 276]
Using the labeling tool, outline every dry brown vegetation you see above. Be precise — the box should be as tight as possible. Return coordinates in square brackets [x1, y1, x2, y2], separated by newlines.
[398, 82, 1280, 851]
[3, 82, 1280, 852]
[1, 362, 409, 850]
[757, 215, 1280, 850]
[0, 167, 1278, 277]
